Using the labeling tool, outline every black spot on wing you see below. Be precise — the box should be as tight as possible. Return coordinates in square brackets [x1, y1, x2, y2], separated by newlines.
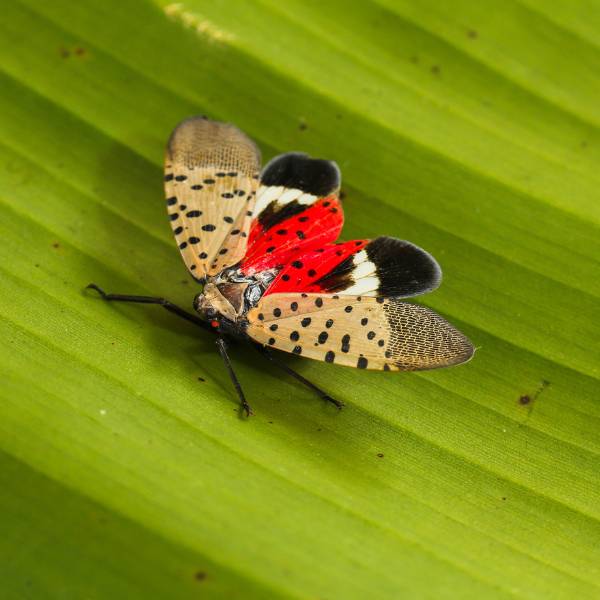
[261, 152, 340, 196]
[366, 236, 442, 298]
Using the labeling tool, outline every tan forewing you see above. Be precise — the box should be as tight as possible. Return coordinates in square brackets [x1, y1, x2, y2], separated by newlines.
[165, 117, 261, 278]
[246, 294, 474, 371]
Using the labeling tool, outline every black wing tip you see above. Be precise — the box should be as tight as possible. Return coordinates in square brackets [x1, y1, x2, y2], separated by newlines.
[367, 236, 442, 298]
[261, 152, 341, 196]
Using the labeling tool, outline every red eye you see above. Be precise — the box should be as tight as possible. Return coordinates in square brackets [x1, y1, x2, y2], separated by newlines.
[211, 320, 219, 328]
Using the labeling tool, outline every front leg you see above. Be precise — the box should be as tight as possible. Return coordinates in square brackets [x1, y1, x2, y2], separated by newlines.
[86, 283, 211, 332]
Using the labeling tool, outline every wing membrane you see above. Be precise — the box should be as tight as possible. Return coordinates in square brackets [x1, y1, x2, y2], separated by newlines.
[246, 294, 474, 371]
[165, 117, 261, 278]
[241, 152, 343, 273]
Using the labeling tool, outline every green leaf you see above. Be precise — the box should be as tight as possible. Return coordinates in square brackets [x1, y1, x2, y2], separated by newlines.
[1, 1, 599, 598]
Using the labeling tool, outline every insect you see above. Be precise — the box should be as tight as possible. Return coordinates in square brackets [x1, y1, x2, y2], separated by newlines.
[88, 116, 474, 416]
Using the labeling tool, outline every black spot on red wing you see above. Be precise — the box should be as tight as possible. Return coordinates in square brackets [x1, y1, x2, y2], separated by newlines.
[298, 216, 309, 222]
[266, 246, 275, 253]
[357, 357, 368, 369]
[290, 331, 300, 341]
[325, 350, 335, 363]
[276, 229, 287, 235]
[323, 201, 330, 207]
[301, 317, 311, 327]
[281, 274, 290, 282]
[296, 230, 305, 239]
[292, 345, 302, 354]
[291, 260, 303, 269]
[308, 269, 316, 277]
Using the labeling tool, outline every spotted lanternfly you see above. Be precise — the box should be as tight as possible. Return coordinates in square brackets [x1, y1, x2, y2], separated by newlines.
[89, 117, 474, 416]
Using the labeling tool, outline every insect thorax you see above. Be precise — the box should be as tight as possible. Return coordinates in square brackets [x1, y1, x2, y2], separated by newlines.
[194, 267, 278, 325]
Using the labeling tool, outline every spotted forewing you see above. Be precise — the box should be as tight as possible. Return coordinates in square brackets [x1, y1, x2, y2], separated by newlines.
[164, 117, 261, 279]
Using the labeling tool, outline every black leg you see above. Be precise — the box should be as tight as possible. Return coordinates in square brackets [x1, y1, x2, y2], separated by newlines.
[87, 283, 212, 332]
[254, 345, 343, 409]
[216, 337, 252, 417]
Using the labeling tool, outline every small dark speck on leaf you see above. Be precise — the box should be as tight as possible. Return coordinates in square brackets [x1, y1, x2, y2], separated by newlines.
[339, 190, 346, 200]
[580, 141, 588, 149]
[376, 453, 384, 458]
[519, 379, 549, 408]
[431, 65, 441, 75]
[268, 421, 273, 424]
[502, 497, 507, 501]
[467, 29, 478, 39]
[197, 377, 205, 383]
[59, 47, 70, 58]
[34, 263, 40, 268]
[194, 571, 207, 581]
[74, 47, 87, 56]
[52, 242, 60, 249]
[336, 114, 342, 120]
[299, 119, 307, 131]
[181, 280, 189, 285]
[409, 55, 419, 64]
